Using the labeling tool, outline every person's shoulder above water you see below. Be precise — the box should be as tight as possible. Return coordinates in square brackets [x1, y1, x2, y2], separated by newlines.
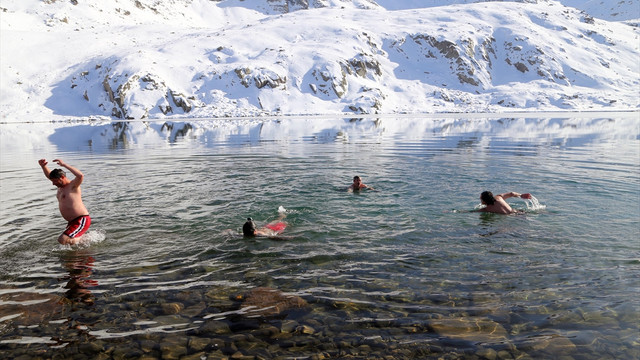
[347, 175, 375, 192]
[475, 190, 532, 215]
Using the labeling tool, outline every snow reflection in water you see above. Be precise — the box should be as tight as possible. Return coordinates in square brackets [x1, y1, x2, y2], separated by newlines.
[0, 115, 638, 359]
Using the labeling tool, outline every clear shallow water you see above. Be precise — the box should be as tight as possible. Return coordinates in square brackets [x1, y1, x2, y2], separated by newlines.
[1, 116, 639, 359]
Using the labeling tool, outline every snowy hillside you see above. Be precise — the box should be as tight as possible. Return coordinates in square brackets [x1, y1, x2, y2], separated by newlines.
[0, 0, 638, 125]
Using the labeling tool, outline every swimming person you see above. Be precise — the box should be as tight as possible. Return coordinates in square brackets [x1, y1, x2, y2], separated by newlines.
[476, 191, 532, 214]
[38, 159, 91, 245]
[243, 207, 288, 238]
[348, 175, 374, 192]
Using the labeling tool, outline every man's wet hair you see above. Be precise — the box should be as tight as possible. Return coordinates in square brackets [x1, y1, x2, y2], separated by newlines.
[353, 176, 360, 181]
[243, 218, 257, 236]
[481, 191, 496, 205]
[49, 169, 66, 180]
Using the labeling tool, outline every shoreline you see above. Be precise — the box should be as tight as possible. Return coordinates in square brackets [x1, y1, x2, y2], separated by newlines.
[1, 109, 638, 125]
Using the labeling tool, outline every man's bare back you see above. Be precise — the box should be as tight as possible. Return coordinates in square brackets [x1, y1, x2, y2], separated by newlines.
[477, 191, 531, 214]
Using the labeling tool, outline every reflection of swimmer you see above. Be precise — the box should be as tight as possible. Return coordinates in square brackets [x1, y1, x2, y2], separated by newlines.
[348, 175, 374, 192]
[475, 191, 532, 214]
[60, 254, 97, 306]
[243, 208, 288, 238]
[38, 158, 91, 245]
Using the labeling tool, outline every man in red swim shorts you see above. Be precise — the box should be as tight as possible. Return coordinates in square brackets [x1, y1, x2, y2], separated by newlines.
[242, 207, 288, 238]
[38, 158, 91, 245]
[63, 215, 92, 240]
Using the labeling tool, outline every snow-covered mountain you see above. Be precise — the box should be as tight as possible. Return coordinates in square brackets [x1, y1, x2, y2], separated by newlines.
[0, 0, 638, 124]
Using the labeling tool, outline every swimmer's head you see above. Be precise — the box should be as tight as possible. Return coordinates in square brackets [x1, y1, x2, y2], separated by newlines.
[480, 191, 495, 205]
[243, 217, 256, 236]
[49, 168, 66, 180]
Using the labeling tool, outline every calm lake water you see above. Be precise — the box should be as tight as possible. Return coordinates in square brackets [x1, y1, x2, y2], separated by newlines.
[1, 116, 638, 359]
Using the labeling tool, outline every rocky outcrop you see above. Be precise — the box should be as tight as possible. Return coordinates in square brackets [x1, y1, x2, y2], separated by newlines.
[169, 90, 193, 113]
[266, 0, 379, 13]
[388, 33, 490, 89]
[306, 53, 382, 102]
[235, 67, 287, 89]
[308, 63, 348, 99]
[72, 62, 195, 119]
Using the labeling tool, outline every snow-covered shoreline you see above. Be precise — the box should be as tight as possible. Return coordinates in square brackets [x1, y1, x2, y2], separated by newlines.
[2, 109, 638, 123]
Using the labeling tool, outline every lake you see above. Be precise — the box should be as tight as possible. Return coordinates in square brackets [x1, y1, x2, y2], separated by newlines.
[1, 115, 638, 359]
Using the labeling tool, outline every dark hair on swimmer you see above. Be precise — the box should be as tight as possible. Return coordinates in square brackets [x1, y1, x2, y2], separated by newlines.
[49, 168, 66, 179]
[243, 217, 256, 236]
[481, 191, 496, 205]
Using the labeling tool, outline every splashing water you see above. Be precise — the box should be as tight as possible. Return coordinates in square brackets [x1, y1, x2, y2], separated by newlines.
[51, 230, 106, 251]
[74, 230, 107, 249]
[522, 195, 546, 211]
[471, 195, 545, 212]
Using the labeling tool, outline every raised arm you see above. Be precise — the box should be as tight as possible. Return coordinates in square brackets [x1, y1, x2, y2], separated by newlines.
[53, 159, 84, 187]
[38, 159, 52, 179]
[497, 192, 530, 200]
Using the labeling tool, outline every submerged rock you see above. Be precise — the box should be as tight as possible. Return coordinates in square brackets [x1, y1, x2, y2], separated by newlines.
[161, 302, 185, 315]
[234, 287, 309, 317]
[519, 333, 577, 356]
[428, 317, 508, 344]
[0, 291, 64, 326]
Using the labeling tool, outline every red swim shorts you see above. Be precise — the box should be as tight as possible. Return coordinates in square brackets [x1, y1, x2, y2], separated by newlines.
[264, 222, 286, 233]
[63, 215, 91, 238]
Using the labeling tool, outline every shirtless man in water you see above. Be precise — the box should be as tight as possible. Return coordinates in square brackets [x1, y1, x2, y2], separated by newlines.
[348, 176, 374, 192]
[477, 191, 532, 214]
[39, 159, 91, 245]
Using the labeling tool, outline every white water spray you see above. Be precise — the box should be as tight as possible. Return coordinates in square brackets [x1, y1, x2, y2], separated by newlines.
[522, 195, 546, 211]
